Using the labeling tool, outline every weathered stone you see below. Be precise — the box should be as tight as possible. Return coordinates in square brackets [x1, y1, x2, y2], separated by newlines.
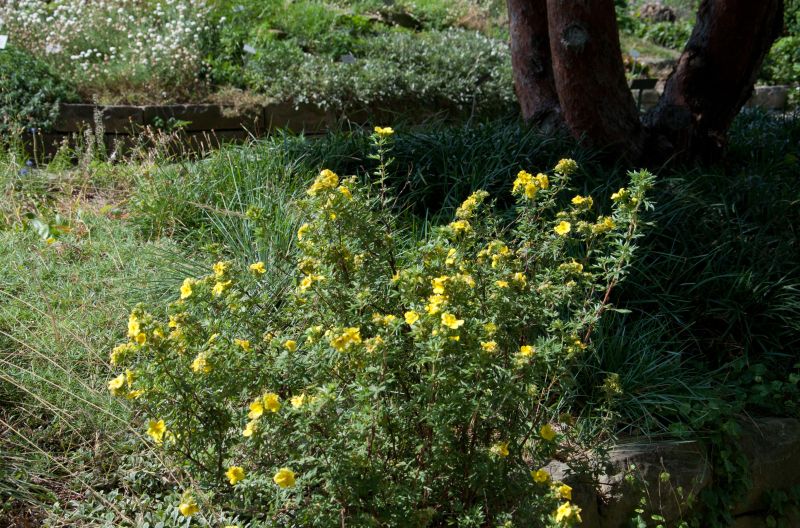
[541, 460, 603, 528]
[734, 417, 800, 515]
[54, 104, 143, 133]
[142, 105, 260, 132]
[597, 441, 712, 527]
[639, 3, 677, 23]
[263, 102, 333, 133]
[746, 86, 790, 110]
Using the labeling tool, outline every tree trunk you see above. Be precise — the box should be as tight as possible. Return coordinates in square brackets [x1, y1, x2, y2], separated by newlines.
[507, 0, 564, 132]
[546, 0, 643, 159]
[644, 0, 784, 161]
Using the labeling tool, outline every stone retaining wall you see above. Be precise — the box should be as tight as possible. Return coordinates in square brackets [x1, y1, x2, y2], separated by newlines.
[547, 417, 800, 528]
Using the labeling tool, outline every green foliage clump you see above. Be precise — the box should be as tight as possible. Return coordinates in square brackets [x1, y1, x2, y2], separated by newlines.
[0, 47, 76, 134]
[111, 132, 653, 526]
[761, 36, 800, 86]
[243, 29, 513, 113]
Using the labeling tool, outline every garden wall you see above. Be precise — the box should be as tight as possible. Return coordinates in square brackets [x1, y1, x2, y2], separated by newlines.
[550, 417, 800, 528]
[33, 85, 790, 157]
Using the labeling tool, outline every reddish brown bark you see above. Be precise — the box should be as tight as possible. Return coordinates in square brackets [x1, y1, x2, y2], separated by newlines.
[644, 0, 784, 160]
[507, 0, 563, 131]
[546, 0, 642, 158]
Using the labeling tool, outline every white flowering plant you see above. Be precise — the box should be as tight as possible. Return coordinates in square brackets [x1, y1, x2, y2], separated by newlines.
[110, 129, 654, 526]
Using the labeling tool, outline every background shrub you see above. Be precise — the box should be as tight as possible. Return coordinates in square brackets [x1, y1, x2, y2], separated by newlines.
[0, 46, 76, 134]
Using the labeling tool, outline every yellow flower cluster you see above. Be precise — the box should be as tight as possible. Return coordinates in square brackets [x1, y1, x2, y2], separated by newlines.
[128, 313, 146, 345]
[373, 126, 394, 137]
[147, 419, 167, 444]
[455, 190, 489, 220]
[448, 219, 471, 235]
[571, 195, 593, 209]
[330, 327, 362, 352]
[540, 423, 557, 442]
[554, 158, 579, 176]
[512, 170, 549, 200]
[273, 467, 296, 488]
[249, 261, 266, 274]
[490, 441, 509, 457]
[307, 169, 339, 196]
[554, 221, 571, 237]
[555, 502, 582, 523]
[191, 351, 211, 374]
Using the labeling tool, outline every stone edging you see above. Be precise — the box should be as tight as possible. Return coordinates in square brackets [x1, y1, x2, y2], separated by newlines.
[547, 417, 800, 528]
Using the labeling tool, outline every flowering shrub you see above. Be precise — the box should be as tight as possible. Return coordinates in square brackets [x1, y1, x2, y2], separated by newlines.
[0, 0, 211, 102]
[110, 130, 653, 526]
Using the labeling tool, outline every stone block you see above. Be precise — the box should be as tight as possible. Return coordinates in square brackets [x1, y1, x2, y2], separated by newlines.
[142, 105, 261, 132]
[54, 104, 143, 133]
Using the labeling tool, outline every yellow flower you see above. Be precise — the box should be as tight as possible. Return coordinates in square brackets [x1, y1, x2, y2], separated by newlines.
[512, 170, 533, 195]
[365, 335, 384, 353]
[372, 313, 397, 326]
[559, 260, 584, 274]
[610, 187, 629, 201]
[532, 468, 550, 484]
[284, 339, 297, 352]
[519, 345, 535, 357]
[540, 423, 557, 442]
[448, 220, 471, 235]
[273, 467, 296, 488]
[554, 158, 578, 176]
[212, 280, 232, 297]
[555, 502, 582, 523]
[242, 420, 258, 437]
[512, 272, 527, 287]
[134, 332, 146, 345]
[213, 261, 228, 277]
[490, 441, 509, 457]
[234, 338, 251, 351]
[374, 126, 395, 137]
[127, 314, 141, 337]
[291, 394, 307, 408]
[191, 352, 211, 374]
[297, 223, 310, 240]
[226, 466, 246, 485]
[250, 261, 266, 274]
[307, 169, 339, 196]
[554, 221, 571, 237]
[263, 392, 281, 413]
[571, 195, 593, 208]
[481, 341, 498, 353]
[426, 294, 448, 315]
[109, 343, 131, 365]
[178, 499, 199, 517]
[147, 419, 166, 444]
[405, 311, 420, 326]
[557, 483, 573, 500]
[495, 280, 509, 289]
[441, 313, 464, 330]
[248, 399, 264, 419]
[108, 374, 126, 396]
[455, 190, 488, 219]
[534, 173, 549, 189]
[330, 327, 362, 352]
[431, 275, 448, 294]
[338, 185, 352, 199]
[592, 216, 615, 234]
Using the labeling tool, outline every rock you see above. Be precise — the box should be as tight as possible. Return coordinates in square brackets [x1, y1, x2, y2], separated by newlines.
[639, 3, 677, 23]
[746, 86, 790, 111]
[597, 440, 712, 527]
[734, 417, 800, 515]
[142, 105, 261, 132]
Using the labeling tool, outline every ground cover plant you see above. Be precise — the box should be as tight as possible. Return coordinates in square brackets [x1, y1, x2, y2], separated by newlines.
[1, 109, 799, 526]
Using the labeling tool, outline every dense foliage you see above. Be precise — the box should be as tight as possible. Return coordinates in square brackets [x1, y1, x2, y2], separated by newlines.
[0, 46, 76, 134]
[111, 134, 653, 525]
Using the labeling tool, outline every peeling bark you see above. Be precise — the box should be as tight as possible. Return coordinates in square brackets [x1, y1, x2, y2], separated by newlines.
[644, 0, 784, 160]
[507, 0, 564, 132]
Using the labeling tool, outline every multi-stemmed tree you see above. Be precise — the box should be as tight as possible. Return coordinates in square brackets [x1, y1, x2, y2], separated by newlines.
[507, 0, 784, 161]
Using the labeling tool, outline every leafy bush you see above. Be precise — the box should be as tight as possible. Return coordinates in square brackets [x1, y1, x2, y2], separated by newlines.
[244, 29, 514, 113]
[111, 133, 653, 525]
[629, 19, 693, 50]
[0, 47, 76, 134]
[760, 36, 800, 86]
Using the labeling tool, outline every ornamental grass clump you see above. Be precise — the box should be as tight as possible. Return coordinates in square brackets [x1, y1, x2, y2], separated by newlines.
[110, 129, 653, 526]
